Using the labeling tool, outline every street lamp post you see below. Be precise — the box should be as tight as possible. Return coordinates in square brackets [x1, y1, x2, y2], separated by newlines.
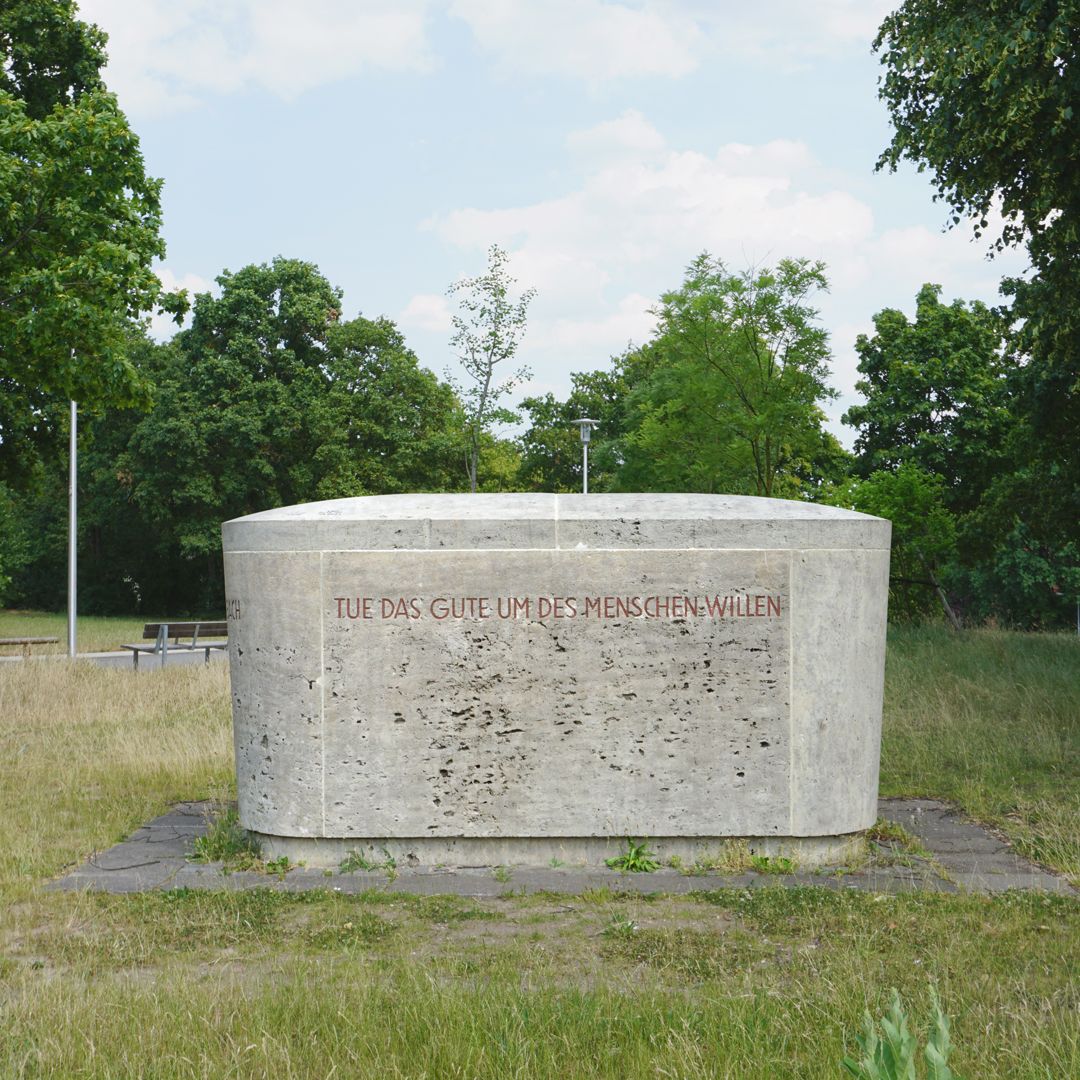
[571, 418, 598, 494]
[67, 400, 77, 658]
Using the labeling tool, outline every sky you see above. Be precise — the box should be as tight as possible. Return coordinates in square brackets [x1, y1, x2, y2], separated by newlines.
[78, 0, 1029, 445]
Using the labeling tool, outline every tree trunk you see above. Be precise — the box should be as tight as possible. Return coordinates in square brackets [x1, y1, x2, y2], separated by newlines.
[926, 564, 962, 631]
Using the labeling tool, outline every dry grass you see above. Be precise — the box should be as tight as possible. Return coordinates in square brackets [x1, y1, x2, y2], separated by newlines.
[881, 625, 1080, 880]
[0, 622, 1076, 1077]
[0, 659, 232, 898]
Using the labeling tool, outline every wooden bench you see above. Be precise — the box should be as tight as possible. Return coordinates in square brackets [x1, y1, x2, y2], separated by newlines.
[121, 622, 228, 669]
[0, 636, 60, 656]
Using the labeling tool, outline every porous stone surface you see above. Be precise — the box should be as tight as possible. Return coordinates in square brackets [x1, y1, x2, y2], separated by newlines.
[222, 493, 891, 866]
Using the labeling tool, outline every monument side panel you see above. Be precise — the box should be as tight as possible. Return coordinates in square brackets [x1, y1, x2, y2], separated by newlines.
[321, 548, 790, 838]
[788, 546, 891, 835]
[224, 550, 324, 837]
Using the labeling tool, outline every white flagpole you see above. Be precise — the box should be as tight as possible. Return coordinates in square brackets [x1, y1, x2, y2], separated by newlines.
[67, 400, 77, 658]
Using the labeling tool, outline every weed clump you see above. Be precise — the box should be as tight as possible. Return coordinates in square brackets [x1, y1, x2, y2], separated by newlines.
[339, 847, 397, 878]
[605, 838, 660, 873]
[189, 805, 261, 871]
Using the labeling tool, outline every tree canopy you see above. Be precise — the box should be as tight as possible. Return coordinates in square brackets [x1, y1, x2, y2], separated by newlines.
[875, 0, 1078, 269]
[124, 260, 462, 580]
[843, 284, 1013, 514]
[516, 257, 845, 500]
[0, 0, 107, 118]
[874, 0, 1080, 546]
[3, 259, 469, 613]
[517, 347, 656, 493]
[0, 0, 180, 483]
[616, 256, 844, 497]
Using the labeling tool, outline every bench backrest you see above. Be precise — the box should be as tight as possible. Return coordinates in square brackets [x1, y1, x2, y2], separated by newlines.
[142, 621, 228, 640]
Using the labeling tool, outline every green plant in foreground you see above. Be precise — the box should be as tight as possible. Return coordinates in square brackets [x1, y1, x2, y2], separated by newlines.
[606, 838, 660, 873]
[189, 806, 262, 871]
[750, 854, 796, 874]
[867, 818, 932, 858]
[492, 865, 513, 883]
[842, 988, 961, 1079]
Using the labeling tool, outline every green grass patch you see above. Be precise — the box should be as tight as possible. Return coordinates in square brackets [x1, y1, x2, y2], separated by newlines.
[881, 625, 1080, 880]
[749, 854, 796, 874]
[0, 620, 1077, 1076]
[2, 888, 1076, 1077]
[0, 609, 187, 654]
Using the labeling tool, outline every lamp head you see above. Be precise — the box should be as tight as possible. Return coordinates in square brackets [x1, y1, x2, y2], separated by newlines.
[571, 417, 599, 444]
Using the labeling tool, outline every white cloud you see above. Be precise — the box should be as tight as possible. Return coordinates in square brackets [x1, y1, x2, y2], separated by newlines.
[449, 0, 700, 81]
[450, 0, 897, 82]
[80, 0, 434, 116]
[566, 109, 668, 164]
[75, 0, 900, 118]
[399, 292, 453, 335]
[147, 266, 213, 340]
[529, 292, 657, 352]
[421, 112, 1030, 443]
[430, 132, 876, 295]
[77, 1, 899, 116]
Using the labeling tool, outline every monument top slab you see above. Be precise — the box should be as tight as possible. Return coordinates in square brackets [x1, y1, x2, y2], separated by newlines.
[223, 493, 889, 552]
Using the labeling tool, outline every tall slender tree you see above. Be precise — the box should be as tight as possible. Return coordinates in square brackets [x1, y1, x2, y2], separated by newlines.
[447, 244, 534, 492]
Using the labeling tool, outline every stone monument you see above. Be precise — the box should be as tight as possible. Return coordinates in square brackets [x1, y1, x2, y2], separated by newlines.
[222, 493, 890, 868]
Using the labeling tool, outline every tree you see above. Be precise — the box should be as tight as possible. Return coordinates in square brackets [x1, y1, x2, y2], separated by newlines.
[314, 317, 464, 499]
[874, 0, 1080, 543]
[0, 0, 182, 483]
[875, 0, 1078, 271]
[947, 522, 1080, 629]
[828, 465, 961, 626]
[101, 259, 464, 611]
[0, 0, 107, 118]
[843, 284, 1014, 515]
[447, 244, 535, 492]
[615, 255, 843, 497]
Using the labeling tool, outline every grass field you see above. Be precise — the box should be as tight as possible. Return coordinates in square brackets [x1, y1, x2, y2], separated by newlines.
[0, 616, 1077, 1077]
[0, 610, 177, 654]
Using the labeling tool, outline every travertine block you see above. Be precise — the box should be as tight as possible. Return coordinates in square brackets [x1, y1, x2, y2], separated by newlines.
[222, 494, 890, 866]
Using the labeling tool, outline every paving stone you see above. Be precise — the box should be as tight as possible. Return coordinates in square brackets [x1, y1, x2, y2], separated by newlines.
[120, 828, 196, 856]
[81, 841, 174, 872]
[144, 805, 210, 831]
[46, 797, 1076, 897]
[168, 865, 271, 891]
[947, 871, 1075, 896]
[52, 862, 182, 892]
[914, 833, 1006, 854]
[939, 851, 1045, 874]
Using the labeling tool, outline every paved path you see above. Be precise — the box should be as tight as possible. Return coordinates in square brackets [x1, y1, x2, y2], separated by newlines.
[0, 649, 227, 671]
[49, 797, 1075, 897]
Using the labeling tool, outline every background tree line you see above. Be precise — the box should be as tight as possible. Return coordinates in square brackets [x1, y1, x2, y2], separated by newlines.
[1, 0, 1077, 627]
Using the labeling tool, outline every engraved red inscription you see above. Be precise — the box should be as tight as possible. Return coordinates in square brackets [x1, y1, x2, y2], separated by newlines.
[331, 593, 783, 621]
